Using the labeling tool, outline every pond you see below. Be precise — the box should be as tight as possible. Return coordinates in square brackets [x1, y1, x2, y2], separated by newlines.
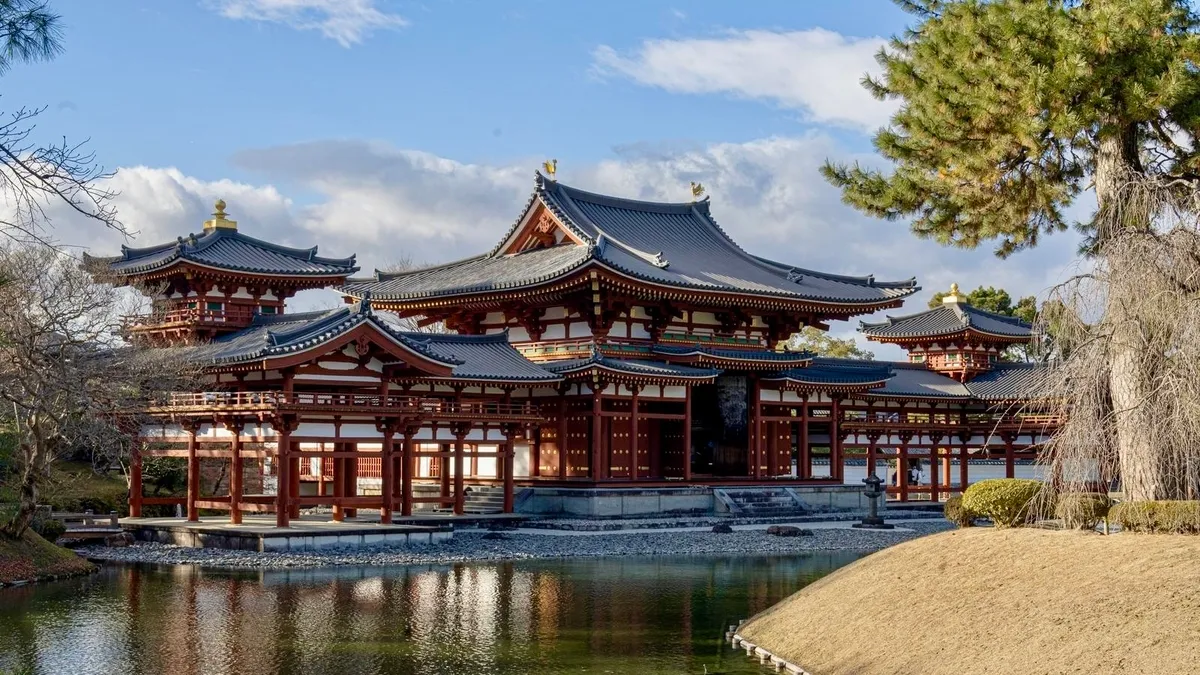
[0, 552, 860, 674]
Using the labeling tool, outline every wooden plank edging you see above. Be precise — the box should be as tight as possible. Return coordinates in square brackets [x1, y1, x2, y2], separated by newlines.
[730, 632, 813, 675]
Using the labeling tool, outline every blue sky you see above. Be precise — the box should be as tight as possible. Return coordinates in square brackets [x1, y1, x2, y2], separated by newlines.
[12, 0, 1084, 357]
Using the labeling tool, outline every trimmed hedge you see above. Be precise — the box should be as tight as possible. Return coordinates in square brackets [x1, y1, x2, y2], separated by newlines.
[961, 479, 1043, 528]
[943, 494, 977, 528]
[1109, 501, 1200, 534]
[1056, 493, 1112, 530]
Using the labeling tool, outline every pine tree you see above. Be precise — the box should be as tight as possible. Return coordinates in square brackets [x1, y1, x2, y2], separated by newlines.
[823, 0, 1200, 500]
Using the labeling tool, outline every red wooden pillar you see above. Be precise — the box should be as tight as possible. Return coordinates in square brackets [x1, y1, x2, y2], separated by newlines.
[682, 385, 693, 481]
[129, 439, 143, 518]
[288, 454, 301, 519]
[230, 426, 244, 525]
[898, 443, 910, 502]
[275, 427, 291, 528]
[591, 382, 604, 481]
[557, 392, 569, 479]
[380, 425, 395, 524]
[630, 386, 640, 481]
[502, 426, 515, 513]
[345, 443, 358, 519]
[186, 426, 200, 522]
[332, 455, 345, 522]
[453, 426, 468, 515]
[402, 426, 416, 516]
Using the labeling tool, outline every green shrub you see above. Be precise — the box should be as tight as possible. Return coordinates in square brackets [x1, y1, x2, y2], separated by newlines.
[1055, 492, 1111, 530]
[33, 519, 66, 541]
[1109, 501, 1200, 534]
[961, 479, 1043, 528]
[943, 494, 977, 528]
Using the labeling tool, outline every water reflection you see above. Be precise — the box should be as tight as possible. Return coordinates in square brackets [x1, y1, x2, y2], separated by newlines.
[0, 553, 859, 674]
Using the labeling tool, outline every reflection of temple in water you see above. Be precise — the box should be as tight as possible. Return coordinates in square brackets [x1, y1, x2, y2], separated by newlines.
[0, 555, 858, 674]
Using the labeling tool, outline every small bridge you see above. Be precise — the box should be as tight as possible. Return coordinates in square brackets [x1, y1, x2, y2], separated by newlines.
[49, 510, 123, 540]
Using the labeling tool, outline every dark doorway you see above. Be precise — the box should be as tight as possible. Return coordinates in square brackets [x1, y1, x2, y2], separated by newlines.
[690, 376, 749, 475]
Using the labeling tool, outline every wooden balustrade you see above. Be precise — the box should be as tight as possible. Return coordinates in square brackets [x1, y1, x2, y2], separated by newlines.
[125, 305, 259, 331]
[153, 390, 540, 419]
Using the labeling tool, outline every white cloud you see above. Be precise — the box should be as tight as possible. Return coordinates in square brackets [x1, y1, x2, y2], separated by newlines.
[206, 0, 407, 47]
[593, 29, 897, 130]
[62, 134, 1081, 325]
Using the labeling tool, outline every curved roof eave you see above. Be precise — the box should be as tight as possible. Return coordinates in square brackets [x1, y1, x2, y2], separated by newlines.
[344, 256, 917, 310]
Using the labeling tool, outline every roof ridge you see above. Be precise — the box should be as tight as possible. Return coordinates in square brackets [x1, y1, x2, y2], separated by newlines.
[214, 229, 357, 267]
[363, 253, 492, 283]
[963, 303, 1034, 327]
[251, 307, 346, 325]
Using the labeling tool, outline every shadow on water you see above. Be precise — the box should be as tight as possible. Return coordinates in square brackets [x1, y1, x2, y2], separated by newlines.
[0, 552, 861, 675]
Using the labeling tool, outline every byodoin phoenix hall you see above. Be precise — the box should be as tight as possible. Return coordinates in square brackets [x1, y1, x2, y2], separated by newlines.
[91, 173, 1057, 529]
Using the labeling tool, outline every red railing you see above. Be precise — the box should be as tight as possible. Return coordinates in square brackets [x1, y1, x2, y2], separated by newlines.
[923, 353, 994, 371]
[126, 305, 259, 331]
[155, 390, 539, 418]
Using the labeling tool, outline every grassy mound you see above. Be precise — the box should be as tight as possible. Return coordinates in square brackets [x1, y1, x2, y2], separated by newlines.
[739, 528, 1200, 674]
[0, 530, 96, 585]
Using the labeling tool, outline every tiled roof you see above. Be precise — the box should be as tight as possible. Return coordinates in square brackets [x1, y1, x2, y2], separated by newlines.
[341, 245, 591, 300]
[860, 302, 1032, 341]
[341, 175, 918, 306]
[764, 361, 894, 387]
[383, 329, 562, 382]
[188, 304, 561, 381]
[651, 344, 813, 365]
[542, 353, 720, 381]
[86, 228, 358, 277]
[964, 363, 1048, 401]
[191, 303, 450, 367]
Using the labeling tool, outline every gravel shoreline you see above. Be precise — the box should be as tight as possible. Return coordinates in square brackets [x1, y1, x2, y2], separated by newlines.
[79, 521, 953, 569]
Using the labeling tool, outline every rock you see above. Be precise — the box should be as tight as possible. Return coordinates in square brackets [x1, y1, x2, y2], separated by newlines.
[104, 532, 134, 547]
[711, 523, 734, 534]
[481, 532, 506, 540]
[766, 525, 813, 537]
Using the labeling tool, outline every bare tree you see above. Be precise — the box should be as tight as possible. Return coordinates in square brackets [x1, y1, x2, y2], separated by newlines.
[0, 1, 124, 246]
[0, 246, 196, 537]
[377, 255, 445, 333]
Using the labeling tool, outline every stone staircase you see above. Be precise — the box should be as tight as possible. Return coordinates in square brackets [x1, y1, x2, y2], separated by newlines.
[716, 488, 809, 518]
[434, 485, 506, 514]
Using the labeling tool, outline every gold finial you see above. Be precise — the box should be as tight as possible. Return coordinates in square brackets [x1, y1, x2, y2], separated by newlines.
[542, 159, 557, 178]
[203, 198, 238, 231]
[690, 181, 705, 200]
[943, 282, 963, 304]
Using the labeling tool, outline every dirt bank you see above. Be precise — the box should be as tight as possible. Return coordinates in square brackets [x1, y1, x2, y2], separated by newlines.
[739, 528, 1200, 674]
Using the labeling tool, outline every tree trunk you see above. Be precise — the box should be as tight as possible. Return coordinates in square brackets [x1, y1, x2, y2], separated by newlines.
[1095, 123, 1184, 500]
[2, 461, 39, 538]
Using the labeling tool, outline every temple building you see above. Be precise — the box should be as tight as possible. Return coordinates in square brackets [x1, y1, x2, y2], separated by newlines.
[95, 174, 1058, 526]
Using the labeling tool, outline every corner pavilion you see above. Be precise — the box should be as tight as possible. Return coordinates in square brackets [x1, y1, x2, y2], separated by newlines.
[91, 176, 1058, 526]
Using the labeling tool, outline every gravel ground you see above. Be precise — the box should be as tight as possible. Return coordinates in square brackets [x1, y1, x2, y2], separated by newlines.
[79, 521, 953, 569]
